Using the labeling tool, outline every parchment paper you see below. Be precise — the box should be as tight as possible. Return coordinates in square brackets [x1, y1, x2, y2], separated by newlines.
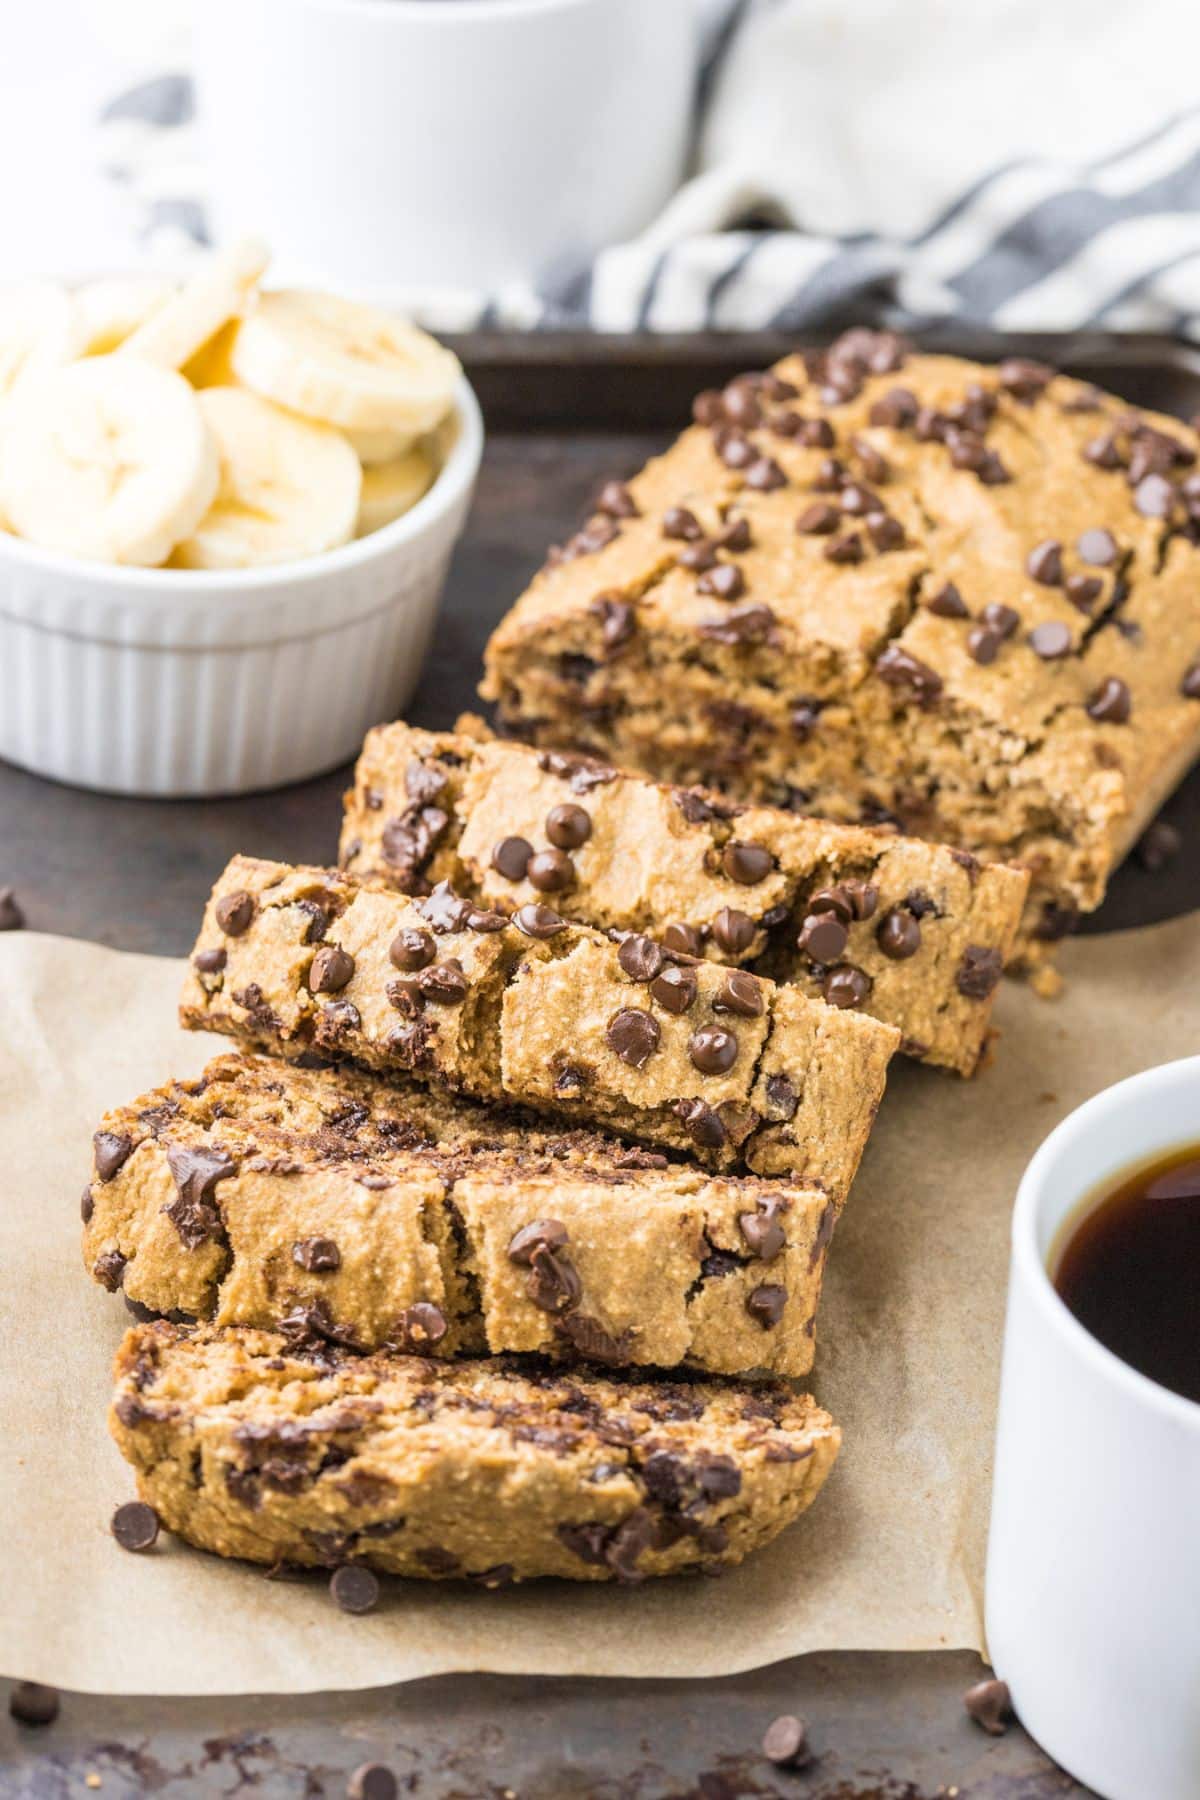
[2, 919, 1197, 1696]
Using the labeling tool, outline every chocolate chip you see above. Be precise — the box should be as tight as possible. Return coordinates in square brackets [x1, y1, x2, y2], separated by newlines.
[663, 921, 704, 957]
[607, 1008, 661, 1068]
[689, 1025, 738, 1075]
[526, 1244, 582, 1314]
[93, 1249, 128, 1291]
[618, 935, 665, 982]
[513, 903, 567, 938]
[739, 1201, 786, 1260]
[596, 479, 638, 519]
[875, 644, 943, 707]
[746, 1283, 787, 1327]
[957, 944, 1003, 998]
[508, 1218, 569, 1265]
[721, 383, 761, 429]
[867, 511, 905, 551]
[1029, 621, 1072, 660]
[9, 1682, 59, 1727]
[309, 946, 355, 994]
[590, 593, 637, 650]
[823, 964, 872, 1008]
[764, 1074, 798, 1120]
[697, 562, 746, 602]
[330, 1565, 380, 1615]
[714, 970, 764, 1017]
[722, 841, 774, 885]
[193, 946, 227, 976]
[293, 1236, 341, 1273]
[744, 455, 786, 491]
[870, 386, 918, 428]
[348, 1764, 399, 1800]
[677, 1099, 728, 1149]
[1182, 661, 1200, 698]
[838, 482, 879, 517]
[797, 911, 848, 962]
[914, 405, 948, 442]
[1134, 472, 1175, 518]
[700, 601, 779, 647]
[389, 927, 435, 970]
[998, 357, 1054, 401]
[164, 1143, 236, 1249]
[717, 430, 755, 470]
[1086, 676, 1132, 724]
[719, 516, 753, 552]
[966, 624, 1003, 665]
[926, 578, 969, 620]
[111, 1500, 160, 1552]
[1066, 574, 1102, 611]
[526, 848, 574, 892]
[843, 880, 879, 921]
[692, 389, 724, 426]
[93, 1130, 133, 1182]
[795, 416, 836, 447]
[823, 530, 864, 564]
[964, 1677, 1012, 1736]
[978, 449, 1011, 485]
[876, 908, 921, 960]
[678, 539, 718, 573]
[80, 1185, 94, 1223]
[491, 835, 532, 880]
[1137, 819, 1181, 871]
[650, 964, 698, 1014]
[795, 501, 840, 536]
[0, 887, 25, 930]
[663, 505, 702, 540]
[395, 1301, 448, 1350]
[213, 891, 254, 937]
[982, 603, 1020, 639]
[710, 906, 756, 955]
[1077, 527, 1118, 566]
[762, 1714, 811, 1769]
[546, 804, 591, 851]
[1026, 540, 1063, 586]
[811, 456, 845, 491]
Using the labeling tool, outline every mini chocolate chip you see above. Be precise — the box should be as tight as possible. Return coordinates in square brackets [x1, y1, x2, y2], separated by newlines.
[618, 934, 665, 982]
[981, 603, 1020, 639]
[546, 803, 591, 850]
[1026, 540, 1063, 586]
[1182, 661, 1200, 698]
[852, 434, 890, 482]
[796, 501, 840, 535]
[877, 908, 921, 959]
[348, 1764, 399, 1800]
[762, 1714, 811, 1769]
[867, 511, 905, 551]
[193, 946, 227, 975]
[0, 887, 25, 930]
[650, 964, 698, 1014]
[1029, 621, 1072, 660]
[796, 416, 836, 447]
[697, 562, 746, 602]
[330, 1565, 380, 1615]
[764, 1074, 798, 1120]
[80, 1185, 94, 1224]
[293, 1236, 341, 1273]
[744, 455, 786, 491]
[309, 946, 355, 994]
[717, 431, 755, 470]
[811, 456, 845, 491]
[93, 1130, 134, 1182]
[596, 479, 638, 518]
[721, 383, 761, 428]
[824, 530, 864, 564]
[677, 1098, 728, 1149]
[9, 1682, 59, 1727]
[526, 848, 575, 892]
[491, 835, 532, 881]
[914, 405, 948, 441]
[1083, 432, 1124, 469]
[111, 1500, 160, 1552]
[719, 516, 753, 552]
[797, 911, 848, 962]
[966, 625, 1003, 665]
[838, 482, 879, 517]
[714, 970, 765, 1017]
[693, 389, 724, 426]
[1137, 819, 1182, 871]
[875, 644, 943, 707]
[678, 539, 718, 573]
[689, 1025, 738, 1075]
[710, 907, 756, 955]
[663, 505, 702, 540]
[746, 1283, 787, 1327]
[739, 1201, 786, 1260]
[1134, 472, 1174, 518]
[870, 386, 918, 427]
[215, 890, 255, 936]
[722, 841, 774, 884]
[1086, 676, 1132, 724]
[607, 1008, 661, 1068]
[396, 1301, 448, 1350]
[964, 1677, 1012, 1736]
[925, 583, 965, 618]
[957, 945, 1003, 999]
[998, 357, 1054, 400]
[1077, 527, 1118, 566]
[823, 964, 872, 1008]
[663, 921, 705, 957]
[508, 1218, 569, 1265]
[526, 1244, 582, 1314]
[389, 927, 435, 970]
[1066, 574, 1103, 610]
[513, 903, 567, 938]
[590, 593, 637, 650]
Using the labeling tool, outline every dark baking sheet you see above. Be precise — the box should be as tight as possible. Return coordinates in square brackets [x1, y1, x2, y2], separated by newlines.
[7, 327, 1193, 1798]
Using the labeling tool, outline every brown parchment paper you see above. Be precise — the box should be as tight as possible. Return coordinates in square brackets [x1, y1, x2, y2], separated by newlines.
[2, 919, 1197, 1696]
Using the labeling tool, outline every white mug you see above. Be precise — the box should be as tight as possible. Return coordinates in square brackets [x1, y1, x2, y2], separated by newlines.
[987, 1057, 1200, 1800]
[192, 0, 699, 299]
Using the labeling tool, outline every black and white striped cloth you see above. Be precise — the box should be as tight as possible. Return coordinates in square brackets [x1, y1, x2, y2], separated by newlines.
[97, 0, 1200, 338]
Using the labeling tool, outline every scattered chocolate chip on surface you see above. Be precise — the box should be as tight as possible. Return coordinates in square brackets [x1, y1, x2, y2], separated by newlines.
[9, 1682, 60, 1727]
[761, 1712, 811, 1768]
[963, 1676, 1013, 1736]
[347, 1764, 398, 1800]
[330, 1564, 381, 1615]
[111, 1499, 160, 1553]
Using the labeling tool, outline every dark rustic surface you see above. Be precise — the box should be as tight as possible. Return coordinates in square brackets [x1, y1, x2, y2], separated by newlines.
[7, 333, 1193, 1798]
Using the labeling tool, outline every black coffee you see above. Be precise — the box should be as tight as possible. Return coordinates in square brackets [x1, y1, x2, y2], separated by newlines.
[1052, 1145, 1200, 1405]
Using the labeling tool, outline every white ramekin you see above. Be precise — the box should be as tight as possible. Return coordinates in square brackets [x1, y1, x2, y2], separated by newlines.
[0, 373, 483, 797]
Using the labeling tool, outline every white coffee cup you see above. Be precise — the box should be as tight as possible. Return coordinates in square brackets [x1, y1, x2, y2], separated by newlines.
[986, 1057, 1200, 1800]
[192, 0, 699, 299]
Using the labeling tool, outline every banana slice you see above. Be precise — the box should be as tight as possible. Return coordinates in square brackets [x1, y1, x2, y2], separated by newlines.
[170, 387, 361, 570]
[0, 281, 87, 399]
[182, 319, 241, 389]
[118, 237, 269, 372]
[357, 445, 435, 537]
[231, 290, 460, 434]
[0, 356, 219, 566]
[344, 421, 420, 466]
[77, 276, 177, 355]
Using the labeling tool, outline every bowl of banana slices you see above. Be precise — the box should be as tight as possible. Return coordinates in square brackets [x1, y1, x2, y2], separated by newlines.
[0, 240, 483, 796]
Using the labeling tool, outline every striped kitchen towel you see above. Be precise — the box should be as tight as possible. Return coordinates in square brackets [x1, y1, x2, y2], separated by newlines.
[99, 0, 1200, 338]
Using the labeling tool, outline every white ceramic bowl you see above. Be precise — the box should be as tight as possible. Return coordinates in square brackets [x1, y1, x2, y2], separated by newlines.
[0, 373, 483, 796]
